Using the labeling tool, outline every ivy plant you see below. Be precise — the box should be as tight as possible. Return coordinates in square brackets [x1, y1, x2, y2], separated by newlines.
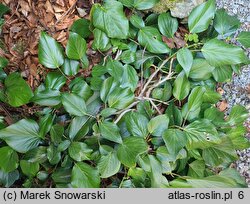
[0, 0, 250, 188]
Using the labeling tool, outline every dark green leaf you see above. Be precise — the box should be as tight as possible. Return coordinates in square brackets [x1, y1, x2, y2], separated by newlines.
[148, 115, 169, 136]
[62, 93, 87, 116]
[188, 160, 205, 178]
[62, 58, 80, 76]
[0, 119, 42, 153]
[173, 71, 190, 100]
[47, 145, 61, 165]
[177, 48, 193, 77]
[68, 142, 92, 161]
[158, 12, 178, 38]
[237, 31, 250, 48]
[0, 3, 10, 18]
[99, 121, 123, 143]
[188, 0, 216, 33]
[69, 78, 93, 101]
[71, 162, 100, 188]
[38, 32, 64, 68]
[68, 116, 89, 140]
[120, 65, 138, 91]
[187, 86, 205, 112]
[20, 160, 39, 178]
[0, 170, 19, 187]
[0, 56, 8, 68]
[70, 18, 91, 38]
[92, 28, 111, 51]
[108, 87, 134, 109]
[45, 72, 66, 90]
[52, 168, 71, 184]
[0, 146, 19, 172]
[130, 14, 145, 29]
[32, 89, 61, 106]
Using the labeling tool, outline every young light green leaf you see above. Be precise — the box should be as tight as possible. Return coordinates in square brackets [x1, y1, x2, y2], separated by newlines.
[148, 115, 169, 137]
[158, 12, 178, 38]
[125, 112, 149, 138]
[202, 39, 248, 67]
[99, 121, 123, 144]
[5, 73, 33, 107]
[92, 0, 129, 39]
[173, 71, 190, 100]
[0, 119, 41, 153]
[66, 32, 87, 60]
[177, 48, 193, 77]
[98, 150, 121, 178]
[62, 93, 87, 116]
[138, 26, 171, 54]
[212, 66, 233, 82]
[188, 0, 216, 33]
[38, 32, 64, 68]
[71, 162, 100, 188]
[226, 105, 248, 126]
[237, 31, 250, 48]
[117, 137, 148, 167]
[0, 147, 19, 172]
[68, 142, 92, 161]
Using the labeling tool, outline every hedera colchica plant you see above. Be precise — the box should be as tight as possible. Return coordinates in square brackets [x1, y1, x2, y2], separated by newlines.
[0, 0, 250, 188]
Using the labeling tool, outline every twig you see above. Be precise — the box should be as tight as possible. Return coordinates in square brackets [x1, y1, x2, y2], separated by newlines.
[114, 49, 122, 60]
[114, 109, 133, 124]
[55, 0, 77, 25]
[148, 98, 162, 114]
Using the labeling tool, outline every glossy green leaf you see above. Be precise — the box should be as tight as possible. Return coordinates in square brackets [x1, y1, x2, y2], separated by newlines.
[71, 162, 100, 188]
[98, 150, 121, 178]
[62, 93, 87, 116]
[212, 66, 233, 82]
[20, 160, 39, 178]
[70, 18, 91, 38]
[177, 48, 193, 77]
[47, 145, 61, 165]
[0, 119, 42, 153]
[32, 89, 61, 106]
[39, 113, 55, 138]
[69, 78, 93, 101]
[108, 87, 134, 109]
[0, 147, 19, 172]
[99, 121, 122, 143]
[100, 77, 118, 103]
[202, 39, 248, 67]
[92, 0, 129, 39]
[120, 65, 138, 91]
[62, 58, 80, 76]
[68, 116, 89, 140]
[187, 86, 205, 112]
[188, 0, 216, 33]
[226, 105, 248, 126]
[92, 28, 111, 52]
[173, 71, 190, 100]
[237, 31, 250, 48]
[214, 9, 240, 37]
[125, 112, 149, 138]
[0, 170, 19, 187]
[130, 14, 145, 29]
[189, 58, 215, 81]
[52, 168, 71, 184]
[117, 137, 148, 167]
[138, 26, 171, 54]
[66, 32, 87, 60]
[188, 160, 205, 178]
[50, 124, 64, 145]
[23, 146, 47, 164]
[5, 73, 33, 107]
[227, 127, 250, 150]
[0, 3, 10, 18]
[120, 50, 136, 64]
[68, 142, 92, 161]
[165, 102, 183, 126]
[38, 32, 64, 68]
[119, 0, 158, 10]
[158, 12, 178, 38]
[45, 72, 66, 90]
[148, 115, 169, 137]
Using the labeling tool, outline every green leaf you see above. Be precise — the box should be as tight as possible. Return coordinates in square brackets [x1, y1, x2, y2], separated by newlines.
[119, 0, 158, 10]
[237, 31, 250, 48]
[57, 140, 71, 152]
[71, 162, 100, 188]
[228, 127, 250, 150]
[92, 0, 129, 39]
[62, 93, 87, 116]
[189, 58, 215, 81]
[138, 26, 171, 54]
[0, 56, 8, 68]
[188, 160, 205, 178]
[92, 28, 111, 51]
[100, 77, 118, 103]
[163, 129, 187, 160]
[202, 39, 248, 67]
[108, 87, 134, 109]
[158, 12, 178, 38]
[50, 124, 64, 145]
[62, 58, 80, 76]
[184, 119, 221, 149]
[214, 9, 240, 37]
[203, 137, 238, 167]
[203, 89, 221, 104]
[125, 112, 149, 138]
[45, 72, 66, 90]
[47, 145, 61, 165]
[98, 150, 121, 178]
[32, 89, 61, 106]
[120, 65, 138, 91]
[165, 102, 183, 126]
[0, 3, 10, 18]
[226, 105, 248, 126]
[188, 0, 216, 33]
[20, 160, 39, 178]
[187, 175, 242, 188]
[4, 73, 33, 107]
[0, 119, 42, 153]
[24, 146, 47, 164]
[212, 66, 233, 82]
[147, 115, 169, 137]
[66, 32, 87, 60]
[70, 18, 91, 39]
[69, 78, 93, 101]
[52, 168, 71, 184]
[99, 121, 123, 143]
[117, 137, 148, 167]
[130, 14, 145, 29]
[120, 51, 136, 64]
[219, 168, 247, 187]
[39, 113, 55, 138]
[68, 116, 89, 140]
[177, 48, 193, 77]
[0, 147, 19, 172]
[0, 170, 19, 187]
[68, 142, 92, 161]
[173, 71, 190, 100]
[187, 86, 205, 112]
[38, 31, 64, 68]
